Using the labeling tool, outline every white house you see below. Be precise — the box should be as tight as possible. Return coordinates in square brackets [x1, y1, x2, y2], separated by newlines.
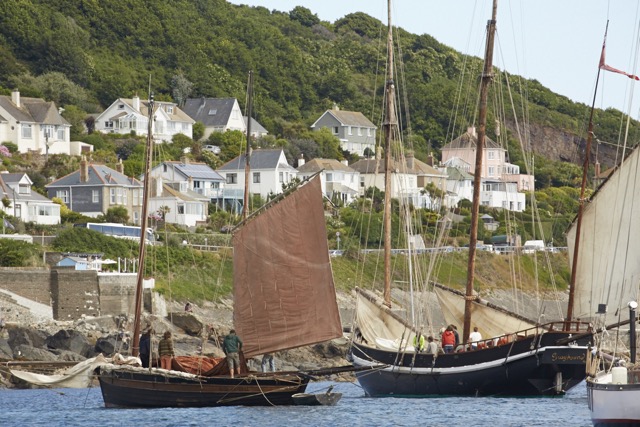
[149, 159, 224, 201]
[147, 177, 209, 228]
[182, 98, 246, 140]
[296, 157, 359, 205]
[94, 96, 194, 142]
[0, 90, 71, 155]
[0, 172, 61, 225]
[216, 149, 297, 211]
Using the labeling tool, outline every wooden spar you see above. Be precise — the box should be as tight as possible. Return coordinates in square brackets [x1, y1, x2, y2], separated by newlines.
[567, 23, 607, 326]
[463, 0, 497, 346]
[242, 70, 253, 221]
[131, 94, 155, 357]
[382, 0, 397, 307]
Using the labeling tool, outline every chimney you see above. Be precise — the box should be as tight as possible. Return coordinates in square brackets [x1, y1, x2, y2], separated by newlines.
[341, 159, 349, 166]
[188, 176, 193, 191]
[115, 159, 124, 174]
[298, 153, 305, 167]
[467, 126, 477, 138]
[180, 156, 189, 165]
[11, 89, 20, 108]
[133, 95, 140, 111]
[80, 156, 89, 182]
[427, 152, 435, 166]
[406, 152, 414, 170]
[332, 103, 339, 111]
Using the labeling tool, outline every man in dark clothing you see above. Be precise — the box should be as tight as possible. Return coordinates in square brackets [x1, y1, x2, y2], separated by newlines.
[223, 329, 243, 378]
[452, 325, 460, 349]
[139, 329, 151, 368]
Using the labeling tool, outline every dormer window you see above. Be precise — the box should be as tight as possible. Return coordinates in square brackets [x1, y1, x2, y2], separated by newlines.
[18, 184, 30, 194]
[167, 106, 174, 114]
[208, 109, 217, 115]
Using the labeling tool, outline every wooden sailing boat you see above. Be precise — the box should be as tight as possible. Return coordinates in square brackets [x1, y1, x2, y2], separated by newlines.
[349, 0, 593, 397]
[97, 84, 345, 407]
[572, 24, 640, 425]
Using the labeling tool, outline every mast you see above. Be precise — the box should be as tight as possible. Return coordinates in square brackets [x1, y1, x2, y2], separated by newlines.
[567, 24, 607, 326]
[382, 0, 398, 307]
[463, 0, 497, 345]
[131, 94, 155, 357]
[242, 71, 254, 221]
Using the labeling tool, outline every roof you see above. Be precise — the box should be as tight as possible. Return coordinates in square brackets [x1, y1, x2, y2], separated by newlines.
[297, 158, 355, 173]
[311, 109, 376, 129]
[243, 116, 268, 134]
[218, 149, 295, 171]
[46, 164, 142, 188]
[350, 156, 446, 176]
[157, 161, 224, 181]
[442, 128, 501, 150]
[0, 173, 55, 203]
[115, 98, 193, 123]
[160, 183, 208, 202]
[183, 98, 237, 127]
[0, 95, 70, 126]
[445, 166, 474, 180]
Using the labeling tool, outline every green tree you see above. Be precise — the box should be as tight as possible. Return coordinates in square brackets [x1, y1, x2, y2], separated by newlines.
[102, 206, 130, 224]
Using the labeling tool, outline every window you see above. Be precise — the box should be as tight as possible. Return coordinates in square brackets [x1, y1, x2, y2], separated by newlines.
[326, 173, 333, 182]
[357, 127, 362, 136]
[193, 181, 201, 189]
[253, 172, 261, 183]
[348, 126, 352, 135]
[56, 190, 69, 204]
[118, 104, 125, 109]
[180, 181, 188, 192]
[133, 211, 139, 224]
[333, 126, 339, 134]
[360, 177, 365, 188]
[22, 124, 32, 139]
[168, 121, 176, 131]
[105, 121, 113, 129]
[57, 127, 65, 140]
[227, 173, 237, 184]
[18, 184, 30, 194]
[177, 204, 185, 214]
[37, 205, 56, 216]
[167, 106, 174, 114]
[92, 190, 99, 203]
[488, 151, 495, 160]
[208, 109, 217, 115]
[488, 166, 495, 176]
[279, 172, 283, 183]
[367, 128, 372, 137]
[110, 188, 116, 204]
[163, 164, 168, 172]
[133, 189, 142, 206]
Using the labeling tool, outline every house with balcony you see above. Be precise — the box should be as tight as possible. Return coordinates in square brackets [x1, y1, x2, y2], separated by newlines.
[0, 90, 72, 155]
[0, 172, 60, 225]
[149, 159, 224, 201]
[94, 96, 194, 142]
[310, 107, 377, 157]
[296, 157, 359, 205]
[441, 127, 528, 211]
[216, 149, 297, 212]
[46, 158, 144, 223]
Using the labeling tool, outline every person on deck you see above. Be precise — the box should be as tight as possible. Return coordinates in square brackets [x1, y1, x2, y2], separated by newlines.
[413, 332, 425, 352]
[452, 325, 460, 349]
[469, 327, 483, 350]
[442, 326, 456, 354]
[425, 336, 438, 355]
[261, 353, 275, 372]
[139, 329, 152, 368]
[223, 329, 243, 378]
[158, 331, 174, 370]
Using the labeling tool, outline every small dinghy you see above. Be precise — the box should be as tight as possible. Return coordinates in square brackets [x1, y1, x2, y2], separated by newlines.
[292, 385, 342, 406]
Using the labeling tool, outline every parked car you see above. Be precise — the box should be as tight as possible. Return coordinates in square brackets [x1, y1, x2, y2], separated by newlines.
[203, 145, 221, 154]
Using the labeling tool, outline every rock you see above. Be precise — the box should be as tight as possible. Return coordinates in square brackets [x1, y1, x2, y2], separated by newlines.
[49, 349, 87, 361]
[95, 334, 129, 356]
[12, 345, 58, 361]
[168, 312, 203, 336]
[7, 326, 49, 351]
[0, 339, 12, 359]
[46, 330, 95, 358]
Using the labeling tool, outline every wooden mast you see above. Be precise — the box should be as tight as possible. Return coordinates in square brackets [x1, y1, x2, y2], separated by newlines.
[567, 24, 607, 326]
[382, 0, 398, 307]
[463, 0, 497, 346]
[242, 71, 253, 221]
[131, 94, 155, 357]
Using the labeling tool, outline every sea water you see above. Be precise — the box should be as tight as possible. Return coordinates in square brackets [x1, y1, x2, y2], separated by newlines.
[0, 381, 591, 427]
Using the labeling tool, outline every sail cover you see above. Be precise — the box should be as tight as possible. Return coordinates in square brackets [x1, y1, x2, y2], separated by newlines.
[233, 175, 343, 357]
[434, 287, 537, 339]
[567, 146, 640, 324]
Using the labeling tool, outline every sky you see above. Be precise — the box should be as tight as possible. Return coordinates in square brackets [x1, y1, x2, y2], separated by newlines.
[227, 0, 640, 116]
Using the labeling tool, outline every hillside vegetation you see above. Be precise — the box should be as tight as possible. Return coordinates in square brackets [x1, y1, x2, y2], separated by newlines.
[0, 0, 638, 171]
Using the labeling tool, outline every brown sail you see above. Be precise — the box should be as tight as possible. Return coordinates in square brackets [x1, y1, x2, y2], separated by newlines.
[233, 175, 342, 357]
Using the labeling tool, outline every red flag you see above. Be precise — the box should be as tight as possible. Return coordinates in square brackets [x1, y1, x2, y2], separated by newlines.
[599, 43, 640, 80]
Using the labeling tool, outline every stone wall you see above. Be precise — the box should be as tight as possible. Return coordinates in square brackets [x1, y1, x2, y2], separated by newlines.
[98, 273, 137, 316]
[50, 268, 100, 320]
[0, 268, 51, 305]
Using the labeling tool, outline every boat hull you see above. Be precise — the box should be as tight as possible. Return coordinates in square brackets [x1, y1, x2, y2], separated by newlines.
[98, 366, 309, 408]
[351, 332, 591, 397]
[588, 374, 640, 427]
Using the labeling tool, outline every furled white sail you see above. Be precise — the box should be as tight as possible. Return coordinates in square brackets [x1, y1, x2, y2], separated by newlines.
[434, 287, 538, 339]
[567, 146, 640, 324]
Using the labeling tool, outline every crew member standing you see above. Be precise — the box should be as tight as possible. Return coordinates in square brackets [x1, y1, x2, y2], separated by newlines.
[223, 329, 243, 378]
